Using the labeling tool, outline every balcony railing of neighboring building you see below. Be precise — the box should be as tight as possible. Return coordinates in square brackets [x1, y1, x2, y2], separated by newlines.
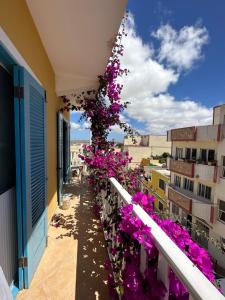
[167, 124, 225, 142]
[168, 184, 217, 224]
[195, 163, 218, 183]
[170, 126, 197, 141]
[169, 158, 195, 178]
[168, 185, 193, 213]
[168, 157, 218, 183]
[101, 177, 224, 300]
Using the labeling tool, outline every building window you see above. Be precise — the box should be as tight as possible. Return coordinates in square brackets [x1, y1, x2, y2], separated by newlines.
[208, 149, 215, 161]
[221, 237, 225, 253]
[185, 148, 197, 160]
[183, 178, 194, 192]
[186, 148, 191, 160]
[200, 149, 207, 162]
[158, 201, 163, 211]
[159, 179, 165, 191]
[174, 175, 181, 188]
[192, 148, 197, 160]
[219, 200, 225, 223]
[200, 149, 215, 163]
[198, 184, 211, 200]
[222, 156, 225, 178]
[172, 203, 179, 215]
[195, 220, 209, 249]
[176, 147, 183, 159]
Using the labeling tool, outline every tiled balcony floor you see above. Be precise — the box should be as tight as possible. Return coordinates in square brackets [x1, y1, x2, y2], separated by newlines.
[17, 178, 112, 300]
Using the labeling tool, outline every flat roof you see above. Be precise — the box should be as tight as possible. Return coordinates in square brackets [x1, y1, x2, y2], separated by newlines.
[153, 169, 170, 177]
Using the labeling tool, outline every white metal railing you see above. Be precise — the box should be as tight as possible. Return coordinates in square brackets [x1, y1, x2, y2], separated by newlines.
[100, 177, 225, 300]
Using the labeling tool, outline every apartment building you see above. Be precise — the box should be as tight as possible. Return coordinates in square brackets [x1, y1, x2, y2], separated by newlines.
[145, 169, 170, 212]
[70, 140, 89, 166]
[167, 104, 225, 273]
[124, 134, 171, 168]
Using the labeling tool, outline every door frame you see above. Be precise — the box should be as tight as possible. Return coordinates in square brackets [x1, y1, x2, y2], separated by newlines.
[57, 113, 70, 205]
[57, 112, 64, 205]
[57, 112, 70, 206]
[0, 29, 45, 297]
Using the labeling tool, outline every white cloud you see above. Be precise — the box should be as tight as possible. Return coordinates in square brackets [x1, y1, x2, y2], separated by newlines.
[120, 15, 178, 101]
[83, 120, 91, 129]
[70, 120, 91, 131]
[119, 13, 212, 135]
[110, 124, 123, 134]
[152, 23, 209, 71]
[71, 122, 80, 130]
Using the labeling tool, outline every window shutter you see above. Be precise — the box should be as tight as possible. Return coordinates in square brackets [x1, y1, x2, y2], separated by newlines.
[14, 66, 47, 288]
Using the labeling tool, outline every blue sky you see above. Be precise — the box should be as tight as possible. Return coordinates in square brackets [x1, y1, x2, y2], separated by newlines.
[128, 0, 225, 106]
[71, 1, 225, 141]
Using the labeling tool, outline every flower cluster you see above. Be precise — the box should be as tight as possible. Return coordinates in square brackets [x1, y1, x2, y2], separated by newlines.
[79, 145, 132, 187]
[125, 167, 144, 193]
[106, 192, 216, 299]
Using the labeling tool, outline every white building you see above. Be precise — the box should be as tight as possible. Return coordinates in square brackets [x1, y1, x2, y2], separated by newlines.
[167, 104, 225, 274]
[70, 140, 89, 166]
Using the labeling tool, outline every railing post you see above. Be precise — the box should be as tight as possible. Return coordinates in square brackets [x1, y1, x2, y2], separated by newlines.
[140, 244, 147, 275]
[157, 252, 169, 300]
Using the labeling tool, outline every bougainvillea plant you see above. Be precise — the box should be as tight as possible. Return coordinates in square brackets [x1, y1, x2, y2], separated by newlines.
[78, 145, 132, 189]
[61, 14, 138, 150]
[103, 192, 216, 300]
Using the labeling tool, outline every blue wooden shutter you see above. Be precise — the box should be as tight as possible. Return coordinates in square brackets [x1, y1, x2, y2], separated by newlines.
[14, 66, 47, 288]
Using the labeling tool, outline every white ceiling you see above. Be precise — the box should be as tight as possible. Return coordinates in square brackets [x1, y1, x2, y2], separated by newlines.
[26, 0, 127, 102]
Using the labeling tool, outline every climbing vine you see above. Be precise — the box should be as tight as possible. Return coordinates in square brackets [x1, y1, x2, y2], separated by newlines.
[61, 14, 138, 150]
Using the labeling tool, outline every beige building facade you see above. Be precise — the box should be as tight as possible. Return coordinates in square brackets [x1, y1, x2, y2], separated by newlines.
[70, 140, 89, 166]
[124, 134, 171, 168]
[167, 104, 225, 273]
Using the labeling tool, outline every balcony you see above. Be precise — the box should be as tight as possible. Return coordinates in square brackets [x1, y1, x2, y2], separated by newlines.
[103, 178, 223, 300]
[168, 184, 216, 223]
[192, 201, 215, 224]
[169, 126, 196, 141]
[168, 124, 225, 142]
[168, 185, 192, 213]
[194, 164, 217, 183]
[169, 158, 195, 178]
[14, 175, 225, 300]
[17, 178, 111, 300]
[169, 158, 218, 182]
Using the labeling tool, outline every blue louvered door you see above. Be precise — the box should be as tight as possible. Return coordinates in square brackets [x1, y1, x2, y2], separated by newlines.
[14, 66, 47, 288]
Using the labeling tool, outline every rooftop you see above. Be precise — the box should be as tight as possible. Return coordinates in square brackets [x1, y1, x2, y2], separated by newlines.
[153, 168, 170, 177]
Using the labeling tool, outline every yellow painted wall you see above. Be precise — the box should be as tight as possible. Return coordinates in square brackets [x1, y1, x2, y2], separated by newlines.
[146, 170, 169, 210]
[0, 0, 69, 221]
[141, 158, 150, 166]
